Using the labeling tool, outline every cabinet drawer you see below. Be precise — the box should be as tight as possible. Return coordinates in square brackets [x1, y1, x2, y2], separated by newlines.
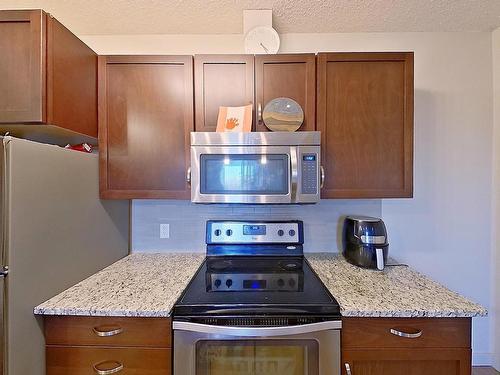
[44, 316, 171, 348]
[342, 318, 471, 349]
[46, 346, 171, 375]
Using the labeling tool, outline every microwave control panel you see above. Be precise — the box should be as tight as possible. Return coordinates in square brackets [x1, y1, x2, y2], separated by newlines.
[301, 154, 318, 194]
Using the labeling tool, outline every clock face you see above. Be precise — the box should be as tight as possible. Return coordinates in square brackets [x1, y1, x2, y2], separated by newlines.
[244, 26, 280, 54]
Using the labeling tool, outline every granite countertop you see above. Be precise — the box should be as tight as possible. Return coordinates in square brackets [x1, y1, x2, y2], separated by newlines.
[35, 252, 486, 318]
[34, 253, 205, 317]
[306, 253, 487, 318]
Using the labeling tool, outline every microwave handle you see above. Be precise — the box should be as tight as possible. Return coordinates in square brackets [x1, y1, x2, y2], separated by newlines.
[186, 167, 191, 185]
[173, 321, 342, 337]
[320, 165, 325, 188]
[290, 147, 298, 201]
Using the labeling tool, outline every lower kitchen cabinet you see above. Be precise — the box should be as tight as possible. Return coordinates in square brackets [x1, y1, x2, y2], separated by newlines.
[342, 317, 472, 375]
[342, 348, 471, 375]
[44, 316, 172, 375]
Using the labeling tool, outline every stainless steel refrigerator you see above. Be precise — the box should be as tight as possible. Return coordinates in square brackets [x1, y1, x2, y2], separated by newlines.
[0, 136, 129, 375]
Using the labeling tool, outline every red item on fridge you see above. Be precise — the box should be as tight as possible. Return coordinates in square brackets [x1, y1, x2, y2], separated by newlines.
[64, 143, 93, 153]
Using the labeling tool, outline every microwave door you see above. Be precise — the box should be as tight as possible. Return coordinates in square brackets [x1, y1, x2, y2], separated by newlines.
[191, 146, 293, 204]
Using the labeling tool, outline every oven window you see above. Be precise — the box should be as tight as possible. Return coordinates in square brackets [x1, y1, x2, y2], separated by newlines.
[196, 340, 319, 375]
[200, 154, 289, 195]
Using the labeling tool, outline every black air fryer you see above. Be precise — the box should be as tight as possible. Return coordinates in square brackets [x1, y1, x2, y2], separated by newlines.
[342, 216, 389, 270]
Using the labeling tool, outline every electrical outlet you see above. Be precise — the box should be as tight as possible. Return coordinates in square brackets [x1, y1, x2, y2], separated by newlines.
[159, 223, 170, 239]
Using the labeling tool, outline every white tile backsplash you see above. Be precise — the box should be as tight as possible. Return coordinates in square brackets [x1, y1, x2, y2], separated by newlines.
[131, 199, 382, 253]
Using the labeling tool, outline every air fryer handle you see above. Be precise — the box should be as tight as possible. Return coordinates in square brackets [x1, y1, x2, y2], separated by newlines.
[376, 248, 384, 270]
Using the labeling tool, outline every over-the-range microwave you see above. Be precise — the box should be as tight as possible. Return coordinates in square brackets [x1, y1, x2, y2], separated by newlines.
[188, 131, 323, 204]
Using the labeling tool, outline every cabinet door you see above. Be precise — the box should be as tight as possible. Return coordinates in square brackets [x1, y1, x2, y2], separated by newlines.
[317, 52, 413, 198]
[99, 55, 193, 199]
[255, 54, 316, 132]
[342, 348, 471, 375]
[194, 54, 254, 131]
[0, 10, 45, 123]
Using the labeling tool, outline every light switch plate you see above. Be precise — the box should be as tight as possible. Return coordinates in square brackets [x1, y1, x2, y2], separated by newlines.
[160, 223, 170, 239]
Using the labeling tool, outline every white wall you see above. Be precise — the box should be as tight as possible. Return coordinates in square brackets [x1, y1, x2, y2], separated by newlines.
[82, 31, 495, 364]
[492, 27, 500, 371]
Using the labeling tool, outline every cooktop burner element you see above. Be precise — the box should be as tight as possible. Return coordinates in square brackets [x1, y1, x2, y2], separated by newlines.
[173, 220, 341, 318]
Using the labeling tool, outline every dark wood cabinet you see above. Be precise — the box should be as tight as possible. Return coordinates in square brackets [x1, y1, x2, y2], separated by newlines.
[98, 55, 193, 199]
[0, 10, 97, 145]
[342, 318, 472, 375]
[45, 316, 172, 375]
[317, 52, 414, 199]
[194, 54, 254, 132]
[342, 348, 471, 375]
[193, 53, 316, 132]
[255, 54, 316, 132]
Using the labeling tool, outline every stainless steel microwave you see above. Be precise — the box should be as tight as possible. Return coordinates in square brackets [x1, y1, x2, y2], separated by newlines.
[188, 132, 323, 204]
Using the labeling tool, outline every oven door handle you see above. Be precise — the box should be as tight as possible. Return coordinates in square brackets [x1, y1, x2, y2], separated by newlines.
[172, 320, 342, 337]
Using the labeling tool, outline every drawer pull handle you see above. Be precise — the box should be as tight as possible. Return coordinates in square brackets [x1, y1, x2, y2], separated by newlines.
[92, 325, 123, 337]
[390, 327, 422, 339]
[345, 363, 352, 375]
[93, 360, 123, 375]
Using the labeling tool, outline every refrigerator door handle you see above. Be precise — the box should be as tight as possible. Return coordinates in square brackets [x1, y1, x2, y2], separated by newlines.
[0, 269, 5, 375]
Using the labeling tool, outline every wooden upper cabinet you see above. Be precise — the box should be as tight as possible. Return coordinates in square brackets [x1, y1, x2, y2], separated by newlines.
[194, 55, 254, 131]
[0, 10, 45, 123]
[0, 10, 97, 144]
[255, 54, 316, 132]
[317, 52, 414, 198]
[98, 55, 193, 199]
[47, 15, 97, 138]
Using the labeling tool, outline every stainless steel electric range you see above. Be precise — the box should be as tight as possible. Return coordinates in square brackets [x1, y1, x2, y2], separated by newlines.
[173, 220, 341, 375]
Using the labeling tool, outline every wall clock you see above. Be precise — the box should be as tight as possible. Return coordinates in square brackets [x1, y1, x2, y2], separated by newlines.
[244, 26, 280, 54]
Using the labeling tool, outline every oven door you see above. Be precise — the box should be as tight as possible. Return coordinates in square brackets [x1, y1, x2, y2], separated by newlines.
[190, 146, 297, 204]
[173, 321, 341, 375]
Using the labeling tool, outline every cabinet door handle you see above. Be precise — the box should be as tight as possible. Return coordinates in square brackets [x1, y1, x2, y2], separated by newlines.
[92, 325, 123, 337]
[345, 363, 352, 375]
[93, 360, 124, 374]
[320, 165, 325, 188]
[258, 103, 262, 123]
[186, 167, 191, 184]
[390, 327, 422, 339]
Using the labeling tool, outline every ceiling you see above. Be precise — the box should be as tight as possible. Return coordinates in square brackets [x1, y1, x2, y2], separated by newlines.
[1, 0, 500, 35]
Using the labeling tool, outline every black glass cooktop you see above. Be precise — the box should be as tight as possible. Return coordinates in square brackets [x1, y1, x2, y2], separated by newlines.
[173, 256, 340, 317]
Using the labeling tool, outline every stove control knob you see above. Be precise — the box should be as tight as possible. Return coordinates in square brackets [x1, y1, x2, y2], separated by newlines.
[289, 229, 296, 237]
[214, 229, 222, 236]
[288, 278, 296, 287]
[226, 279, 233, 288]
[226, 229, 233, 236]
[277, 278, 285, 287]
[214, 279, 221, 288]
[277, 229, 284, 237]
